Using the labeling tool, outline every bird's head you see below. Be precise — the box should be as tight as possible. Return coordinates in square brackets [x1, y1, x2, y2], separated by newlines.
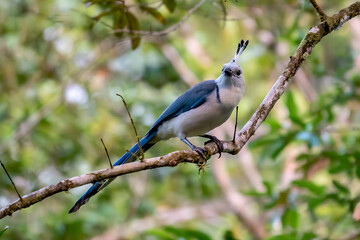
[219, 40, 249, 86]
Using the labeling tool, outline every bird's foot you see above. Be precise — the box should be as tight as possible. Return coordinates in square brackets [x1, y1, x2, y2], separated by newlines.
[192, 146, 209, 161]
[193, 146, 208, 172]
[198, 160, 207, 174]
[204, 135, 224, 158]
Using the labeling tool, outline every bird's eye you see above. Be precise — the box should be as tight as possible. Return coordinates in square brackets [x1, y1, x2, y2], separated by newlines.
[236, 70, 241, 75]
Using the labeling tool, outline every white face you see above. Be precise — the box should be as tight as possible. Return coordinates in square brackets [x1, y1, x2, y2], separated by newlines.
[221, 61, 243, 79]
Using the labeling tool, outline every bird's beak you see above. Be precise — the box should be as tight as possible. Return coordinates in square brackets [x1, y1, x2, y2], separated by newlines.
[224, 67, 232, 76]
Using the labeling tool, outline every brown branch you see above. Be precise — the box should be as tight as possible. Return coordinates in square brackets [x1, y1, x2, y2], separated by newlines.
[0, 145, 229, 219]
[235, 1, 360, 149]
[1, 160, 22, 200]
[1, 1, 359, 220]
[309, 0, 328, 22]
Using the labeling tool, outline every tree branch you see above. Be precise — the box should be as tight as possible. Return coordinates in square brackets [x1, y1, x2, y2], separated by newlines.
[1, 1, 360, 220]
[234, 1, 360, 148]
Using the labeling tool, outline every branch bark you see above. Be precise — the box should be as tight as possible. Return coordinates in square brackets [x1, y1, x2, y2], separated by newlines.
[1, 1, 360, 220]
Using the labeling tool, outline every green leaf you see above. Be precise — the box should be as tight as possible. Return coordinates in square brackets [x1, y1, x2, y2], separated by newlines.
[267, 233, 296, 240]
[251, 132, 296, 160]
[0, 226, 9, 238]
[126, 11, 141, 49]
[113, 7, 127, 38]
[140, 6, 165, 23]
[285, 91, 304, 127]
[163, 226, 212, 240]
[269, 139, 288, 159]
[332, 180, 350, 194]
[163, 0, 176, 12]
[263, 181, 274, 196]
[356, 165, 360, 179]
[130, 36, 141, 50]
[292, 180, 325, 195]
[145, 229, 174, 240]
[308, 196, 325, 209]
[265, 118, 282, 131]
[327, 152, 352, 174]
[223, 230, 237, 240]
[242, 190, 267, 197]
[301, 232, 317, 240]
[355, 151, 360, 161]
[282, 208, 299, 229]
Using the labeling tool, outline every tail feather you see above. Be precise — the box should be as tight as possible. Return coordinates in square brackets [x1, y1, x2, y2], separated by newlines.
[69, 132, 156, 213]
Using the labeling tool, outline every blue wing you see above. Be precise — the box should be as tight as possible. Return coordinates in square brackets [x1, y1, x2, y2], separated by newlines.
[147, 80, 217, 136]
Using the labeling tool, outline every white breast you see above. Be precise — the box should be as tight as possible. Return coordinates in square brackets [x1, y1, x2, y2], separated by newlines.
[218, 86, 243, 108]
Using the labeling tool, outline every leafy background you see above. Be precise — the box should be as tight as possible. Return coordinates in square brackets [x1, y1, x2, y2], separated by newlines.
[1, 0, 360, 239]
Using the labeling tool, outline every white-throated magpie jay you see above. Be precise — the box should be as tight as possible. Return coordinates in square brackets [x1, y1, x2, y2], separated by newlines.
[69, 40, 249, 213]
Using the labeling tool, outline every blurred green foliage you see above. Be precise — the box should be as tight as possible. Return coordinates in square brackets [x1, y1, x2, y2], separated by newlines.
[0, 226, 8, 239]
[1, 0, 360, 239]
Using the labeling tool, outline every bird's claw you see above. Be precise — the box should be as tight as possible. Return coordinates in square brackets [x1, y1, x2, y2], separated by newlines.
[204, 136, 224, 158]
[194, 147, 208, 170]
[193, 146, 208, 162]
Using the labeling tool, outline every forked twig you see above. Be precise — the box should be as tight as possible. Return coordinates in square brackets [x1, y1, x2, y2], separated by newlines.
[116, 94, 144, 160]
[101, 138, 113, 169]
[0, 160, 22, 200]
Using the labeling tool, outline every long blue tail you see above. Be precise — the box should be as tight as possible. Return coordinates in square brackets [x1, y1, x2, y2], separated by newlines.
[69, 132, 157, 213]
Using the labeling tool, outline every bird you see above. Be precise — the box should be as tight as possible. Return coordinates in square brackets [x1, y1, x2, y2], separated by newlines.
[69, 40, 249, 213]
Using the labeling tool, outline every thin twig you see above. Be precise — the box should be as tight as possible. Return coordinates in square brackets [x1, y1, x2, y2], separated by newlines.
[101, 138, 113, 169]
[126, 150, 139, 159]
[112, 0, 207, 37]
[116, 94, 144, 160]
[309, 0, 328, 21]
[0, 160, 22, 200]
[233, 106, 239, 143]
